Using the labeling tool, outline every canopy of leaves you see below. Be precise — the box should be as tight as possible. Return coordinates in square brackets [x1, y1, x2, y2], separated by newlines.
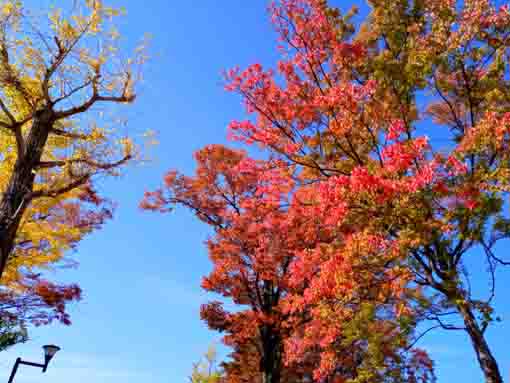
[0, 0, 145, 339]
[147, 0, 509, 382]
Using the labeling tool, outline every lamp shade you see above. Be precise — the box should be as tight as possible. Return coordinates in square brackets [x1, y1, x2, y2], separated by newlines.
[42, 344, 60, 371]
[43, 344, 60, 359]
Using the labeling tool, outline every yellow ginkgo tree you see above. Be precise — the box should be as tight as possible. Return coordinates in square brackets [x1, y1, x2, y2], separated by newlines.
[0, 0, 146, 287]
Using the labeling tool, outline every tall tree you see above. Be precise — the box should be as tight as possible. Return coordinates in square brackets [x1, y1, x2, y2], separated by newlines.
[0, 0, 146, 347]
[142, 145, 302, 383]
[0, 0, 146, 281]
[222, 0, 510, 382]
[142, 145, 435, 383]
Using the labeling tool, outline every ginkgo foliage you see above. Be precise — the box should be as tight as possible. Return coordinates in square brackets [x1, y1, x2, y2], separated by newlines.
[0, 0, 145, 335]
[189, 345, 224, 383]
[147, 0, 509, 383]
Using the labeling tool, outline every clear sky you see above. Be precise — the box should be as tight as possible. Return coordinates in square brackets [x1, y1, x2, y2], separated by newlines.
[0, 1, 508, 383]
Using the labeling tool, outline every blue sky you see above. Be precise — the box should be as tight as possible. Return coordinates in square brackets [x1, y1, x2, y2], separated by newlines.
[0, 1, 508, 382]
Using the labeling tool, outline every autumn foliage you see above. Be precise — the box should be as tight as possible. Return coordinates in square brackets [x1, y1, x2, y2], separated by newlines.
[0, 0, 145, 342]
[0, 273, 81, 327]
[142, 145, 435, 383]
[146, 0, 510, 382]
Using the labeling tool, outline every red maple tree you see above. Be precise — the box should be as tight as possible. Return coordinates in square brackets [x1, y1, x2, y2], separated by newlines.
[142, 145, 434, 383]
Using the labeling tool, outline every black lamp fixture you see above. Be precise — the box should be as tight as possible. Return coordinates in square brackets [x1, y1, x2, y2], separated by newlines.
[7, 344, 61, 382]
[42, 344, 60, 372]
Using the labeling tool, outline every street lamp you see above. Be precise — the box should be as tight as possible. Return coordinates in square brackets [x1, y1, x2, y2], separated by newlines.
[7, 344, 61, 382]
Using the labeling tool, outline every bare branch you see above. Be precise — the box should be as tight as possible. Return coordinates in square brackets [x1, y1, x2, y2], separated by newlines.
[36, 154, 132, 171]
[29, 174, 90, 199]
[54, 85, 135, 120]
[49, 128, 90, 140]
[481, 239, 510, 266]
[52, 76, 96, 105]
[42, 25, 90, 103]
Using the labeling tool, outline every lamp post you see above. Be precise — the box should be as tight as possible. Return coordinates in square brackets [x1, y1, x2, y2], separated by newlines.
[7, 344, 60, 383]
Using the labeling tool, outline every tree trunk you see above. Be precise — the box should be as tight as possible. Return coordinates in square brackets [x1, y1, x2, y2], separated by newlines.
[457, 303, 503, 383]
[0, 108, 53, 279]
[260, 325, 281, 383]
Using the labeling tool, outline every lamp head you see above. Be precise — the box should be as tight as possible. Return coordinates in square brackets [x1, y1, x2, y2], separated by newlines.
[42, 345, 60, 372]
